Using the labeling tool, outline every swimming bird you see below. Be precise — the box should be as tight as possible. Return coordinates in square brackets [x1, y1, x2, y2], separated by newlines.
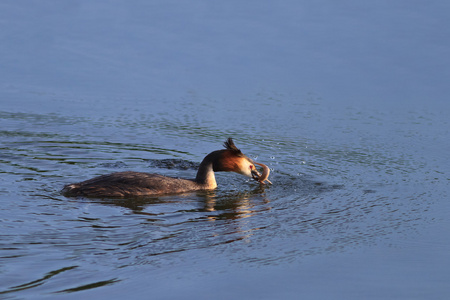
[62, 138, 271, 198]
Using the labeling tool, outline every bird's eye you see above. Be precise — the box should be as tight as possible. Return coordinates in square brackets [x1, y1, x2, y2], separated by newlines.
[250, 165, 253, 169]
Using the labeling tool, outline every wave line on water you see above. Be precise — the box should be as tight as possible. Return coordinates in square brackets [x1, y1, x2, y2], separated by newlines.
[0, 266, 78, 295]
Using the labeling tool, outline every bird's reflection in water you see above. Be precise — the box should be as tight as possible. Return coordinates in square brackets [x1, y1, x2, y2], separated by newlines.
[93, 186, 270, 221]
[97, 185, 270, 220]
[95, 185, 271, 244]
[201, 188, 272, 243]
[202, 188, 270, 219]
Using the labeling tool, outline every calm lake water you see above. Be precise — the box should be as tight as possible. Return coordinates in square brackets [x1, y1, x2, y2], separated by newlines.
[1, 1, 450, 299]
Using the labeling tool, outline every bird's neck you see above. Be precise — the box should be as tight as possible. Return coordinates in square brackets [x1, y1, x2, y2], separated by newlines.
[195, 157, 217, 189]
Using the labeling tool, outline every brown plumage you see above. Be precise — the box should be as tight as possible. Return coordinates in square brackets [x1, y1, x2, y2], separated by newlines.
[62, 138, 271, 198]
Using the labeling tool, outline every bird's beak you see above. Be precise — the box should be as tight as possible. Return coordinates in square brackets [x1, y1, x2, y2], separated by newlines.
[251, 168, 261, 181]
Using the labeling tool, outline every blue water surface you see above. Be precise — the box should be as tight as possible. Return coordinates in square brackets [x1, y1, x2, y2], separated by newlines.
[1, 1, 449, 299]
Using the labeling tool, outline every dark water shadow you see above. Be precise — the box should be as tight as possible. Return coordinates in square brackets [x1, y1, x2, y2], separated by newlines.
[0, 266, 78, 296]
[54, 278, 120, 294]
[146, 158, 199, 170]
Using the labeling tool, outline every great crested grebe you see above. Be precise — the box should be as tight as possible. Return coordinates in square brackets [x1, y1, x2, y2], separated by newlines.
[62, 138, 271, 198]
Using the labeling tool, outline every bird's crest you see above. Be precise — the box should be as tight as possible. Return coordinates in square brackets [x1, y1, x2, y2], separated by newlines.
[223, 138, 243, 156]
